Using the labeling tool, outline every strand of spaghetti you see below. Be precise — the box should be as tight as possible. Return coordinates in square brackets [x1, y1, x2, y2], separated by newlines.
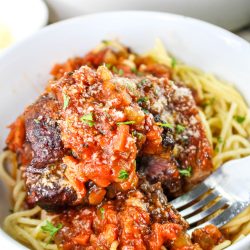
[204, 106, 214, 119]
[213, 148, 250, 166]
[212, 240, 231, 250]
[32, 220, 48, 238]
[218, 103, 237, 152]
[13, 224, 44, 250]
[225, 215, 250, 229]
[13, 191, 26, 212]
[239, 222, 250, 236]
[13, 179, 25, 201]
[17, 218, 42, 226]
[4, 206, 41, 226]
[208, 117, 221, 128]
[201, 76, 247, 112]
[224, 135, 250, 150]
[0, 151, 15, 187]
[175, 65, 245, 106]
[232, 120, 248, 137]
[40, 242, 58, 250]
[184, 71, 204, 99]
[198, 109, 213, 144]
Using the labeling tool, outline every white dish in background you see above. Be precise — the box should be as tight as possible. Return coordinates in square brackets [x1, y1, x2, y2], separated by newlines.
[0, 0, 48, 52]
[0, 11, 250, 249]
[45, 0, 250, 31]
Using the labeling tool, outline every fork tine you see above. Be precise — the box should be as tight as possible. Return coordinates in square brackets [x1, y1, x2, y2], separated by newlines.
[180, 190, 219, 217]
[187, 197, 228, 225]
[187, 202, 249, 234]
[207, 202, 249, 228]
[170, 183, 210, 209]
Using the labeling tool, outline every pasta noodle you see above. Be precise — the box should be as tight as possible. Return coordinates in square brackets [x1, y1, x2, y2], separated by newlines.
[0, 40, 250, 249]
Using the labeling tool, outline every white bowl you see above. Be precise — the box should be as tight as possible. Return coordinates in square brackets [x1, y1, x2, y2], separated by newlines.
[0, 0, 48, 52]
[45, 0, 250, 31]
[0, 11, 250, 249]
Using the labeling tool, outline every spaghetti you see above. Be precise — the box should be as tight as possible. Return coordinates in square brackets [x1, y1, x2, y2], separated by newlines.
[0, 40, 249, 249]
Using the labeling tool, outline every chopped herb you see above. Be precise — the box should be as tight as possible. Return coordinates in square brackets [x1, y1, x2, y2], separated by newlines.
[102, 40, 110, 45]
[67, 71, 73, 76]
[111, 66, 124, 76]
[100, 207, 105, 219]
[171, 57, 177, 68]
[215, 146, 219, 153]
[218, 136, 223, 144]
[118, 169, 129, 180]
[117, 121, 135, 125]
[41, 221, 62, 243]
[234, 115, 245, 124]
[34, 119, 40, 124]
[112, 65, 119, 74]
[106, 63, 112, 69]
[178, 166, 192, 177]
[142, 109, 150, 114]
[132, 131, 143, 140]
[202, 98, 215, 108]
[80, 113, 95, 127]
[140, 79, 148, 85]
[63, 93, 70, 110]
[118, 69, 124, 76]
[176, 124, 185, 134]
[103, 63, 112, 69]
[131, 67, 137, 74]
[156, 122, 174, 129]
[137, 97, 149, 103]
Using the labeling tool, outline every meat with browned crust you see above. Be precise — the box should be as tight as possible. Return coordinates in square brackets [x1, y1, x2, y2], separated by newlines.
[6, 51, 213, 210]
[53, 177, 202, 250]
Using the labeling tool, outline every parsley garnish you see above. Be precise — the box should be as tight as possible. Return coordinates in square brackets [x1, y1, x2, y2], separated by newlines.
[112, 66, 118, 74]
[106, 63, 112, 69]
[218, 136, 223, 143]
[140, 79, 148, 85]
[132, 131, 143, 139]
[63, 93, 70, 110]
[117, 121, 135, 125]
[178, 166, 192, 177]
[112, 66, 124, 76]
[131, 67, 137, 74]
[176, 124, 185, 134]
[137, 97, 149, 103]
[102, 40, 110, 45]
[156, 122, 174, 129]
[103, 63, 112, 69]
[142, 109, 150, 114]
[80, 113, 95, 127]
[202, 98, 215, 108]
[118, 69, 124, 76]
[41, 221, 62, 243]
[171, 57, 177, 68]
[234, 115, 245, 124]
[118, 169, 129, 180]
[100, 207, 105, 219]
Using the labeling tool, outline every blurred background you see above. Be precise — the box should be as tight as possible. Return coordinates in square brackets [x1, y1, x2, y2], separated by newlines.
[0, 0, 250, 52]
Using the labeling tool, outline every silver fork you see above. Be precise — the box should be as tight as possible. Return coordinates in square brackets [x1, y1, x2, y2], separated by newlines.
[170, 156, 250, 233]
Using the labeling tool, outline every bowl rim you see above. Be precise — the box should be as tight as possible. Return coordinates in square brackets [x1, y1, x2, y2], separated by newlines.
[0, 10, 249, 250]
[1, 10, 250, 60]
